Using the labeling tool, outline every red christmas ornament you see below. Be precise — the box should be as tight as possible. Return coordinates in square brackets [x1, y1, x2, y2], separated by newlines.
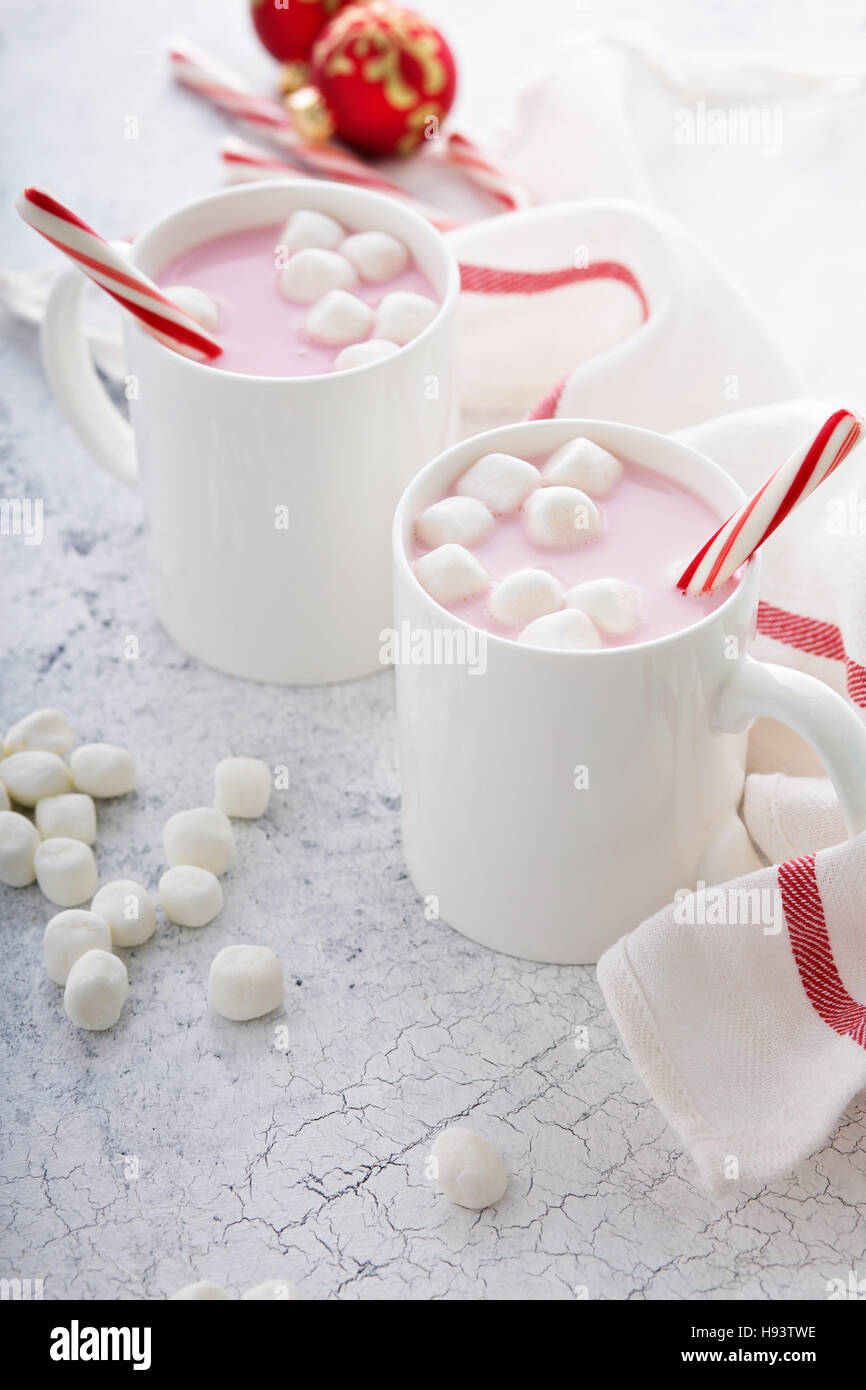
[288, 1, 457, 157]
[248, 0, 355, 93]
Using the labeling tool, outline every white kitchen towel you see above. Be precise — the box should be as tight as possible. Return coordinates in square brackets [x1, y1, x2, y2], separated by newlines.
[597, 833, 866, 1192]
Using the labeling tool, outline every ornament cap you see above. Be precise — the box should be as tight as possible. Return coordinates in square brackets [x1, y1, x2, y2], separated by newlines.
[287, 85, 336, 143]
[279, 61, 310, 97]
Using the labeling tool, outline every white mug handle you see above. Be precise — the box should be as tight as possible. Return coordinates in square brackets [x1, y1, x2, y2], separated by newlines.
[41, 263, 137, 486]
[716, 655, 866, 836]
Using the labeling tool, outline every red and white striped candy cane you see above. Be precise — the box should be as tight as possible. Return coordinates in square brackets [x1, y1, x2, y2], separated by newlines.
[438, 131, 533, 212]
[170, 39, 524, 228]
[170, 40, 388, 184]
[219, 137, 463, 232]
[677, 408, 863, 595]
[16, 186, 223, 363]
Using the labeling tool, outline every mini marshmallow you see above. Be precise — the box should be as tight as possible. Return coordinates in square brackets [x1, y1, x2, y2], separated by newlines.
[64, 949, 128, 1031]
[0, 751, 73, 806]
[35, 837, 99, 908]
[566, 577, 641, 638]
[91, 879, 156, 947]
[341, 230, 409, 283]
[214, 757, 271, 819]
[522, 486, 602, 549]
[242, 1279, 305, 1301]
[334, 338, 399, 371]
[44, 909, 112, 985]
[278, 248, 357, 304]
[456, 452, 541, 516]
[415, 496, 495, 549]
[159, 865, 223, 928]
[373, 290, 437, 345]
[35, 793, 97, 845]
[164, 285, 219, 332]
[518, 609, 602, 652]
[0, 780, 8, 813]
[69, 743, 136, 798]
[414, 544, 490, 606]
[4, 708, 74, 757]
[488, 568, 563, 629]
[172, 1282, 232, 1301]
[429, 1126, 507, 1210]
[543, 437, 623, 497]
[163, 807, 235, 877]
[208, 944, 284, 1021]
[279, 208, 345, 253]
[0, 810, 41, 887]
[306, 289, 374, 347]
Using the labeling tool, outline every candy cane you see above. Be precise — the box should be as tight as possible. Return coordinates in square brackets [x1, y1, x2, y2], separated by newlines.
[219, 137, 463, 232]
[169, 40, 388, 184]
[15, 186, 223, 363]
[677, 409, 863, 595]
[438, 131, 533, 212]
[171, 39, 520, 228]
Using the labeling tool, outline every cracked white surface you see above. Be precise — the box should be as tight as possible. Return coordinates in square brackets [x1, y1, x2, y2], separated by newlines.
[3, 0, 866, 1303]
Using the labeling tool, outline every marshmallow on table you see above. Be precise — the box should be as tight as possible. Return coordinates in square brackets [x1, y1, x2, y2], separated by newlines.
[0, 780, 8, 813]
[35, 793, 97, 845]
[306, 290, 374, 347]
[163, 807, 235, 876]
[429, 1127, 507, 1210]
[488, 568, 563, 628]
[279, 208, 345, 253]
[69, 743, 136, 797]
[91, 879, 156, 947]
[4, 708, 74, 756]
[208, 944, 284, 1021]
[44, 909, 112, 985]
[415, 496, 495, 549]
[64, 949, 128, 1030]
[172, 1282, 232, 1301]
[334, 339, 399, 371]
[214, 757, 271, 819]
[414, 544, 490, 606]
[373, 291, 437, 345]
[522, 486, 602, 549]
[341, 230, 409, 282]
[279, 248, 357, 304]
[242, 1280, 305, 1301]
[566, 577, 641, 638]
[0, 751, 72, 806]
[159, 865, 223, 928]
[518, 609, 602, 652]
[456, 453, 541, 516]
[164, 285, 219, 332]
[0, 810, 41, 886]
[543, 437, 624, 497]
[35, 837, 99, 907]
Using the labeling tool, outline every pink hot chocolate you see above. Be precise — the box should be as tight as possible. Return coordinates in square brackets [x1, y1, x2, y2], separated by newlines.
[411, 441, 737, 649]
[156, 221, 437, 378]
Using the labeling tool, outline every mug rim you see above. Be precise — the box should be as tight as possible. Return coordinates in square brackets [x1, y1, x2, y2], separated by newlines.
[127, 178, 460, 385]
[392, 416, 759, 660]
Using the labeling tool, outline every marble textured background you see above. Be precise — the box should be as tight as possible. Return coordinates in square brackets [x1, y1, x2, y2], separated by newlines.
[2, 0, 866, 1301]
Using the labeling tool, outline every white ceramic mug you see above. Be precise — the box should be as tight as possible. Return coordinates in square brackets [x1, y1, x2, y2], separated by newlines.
[393, 418, 866, 965]
[41, 180, 460, 684]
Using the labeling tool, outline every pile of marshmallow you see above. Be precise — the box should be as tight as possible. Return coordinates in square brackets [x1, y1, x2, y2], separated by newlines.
[0, 708, 284, 1032]
[170, 208, 438, 373]
[413, 437, 642, 651]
